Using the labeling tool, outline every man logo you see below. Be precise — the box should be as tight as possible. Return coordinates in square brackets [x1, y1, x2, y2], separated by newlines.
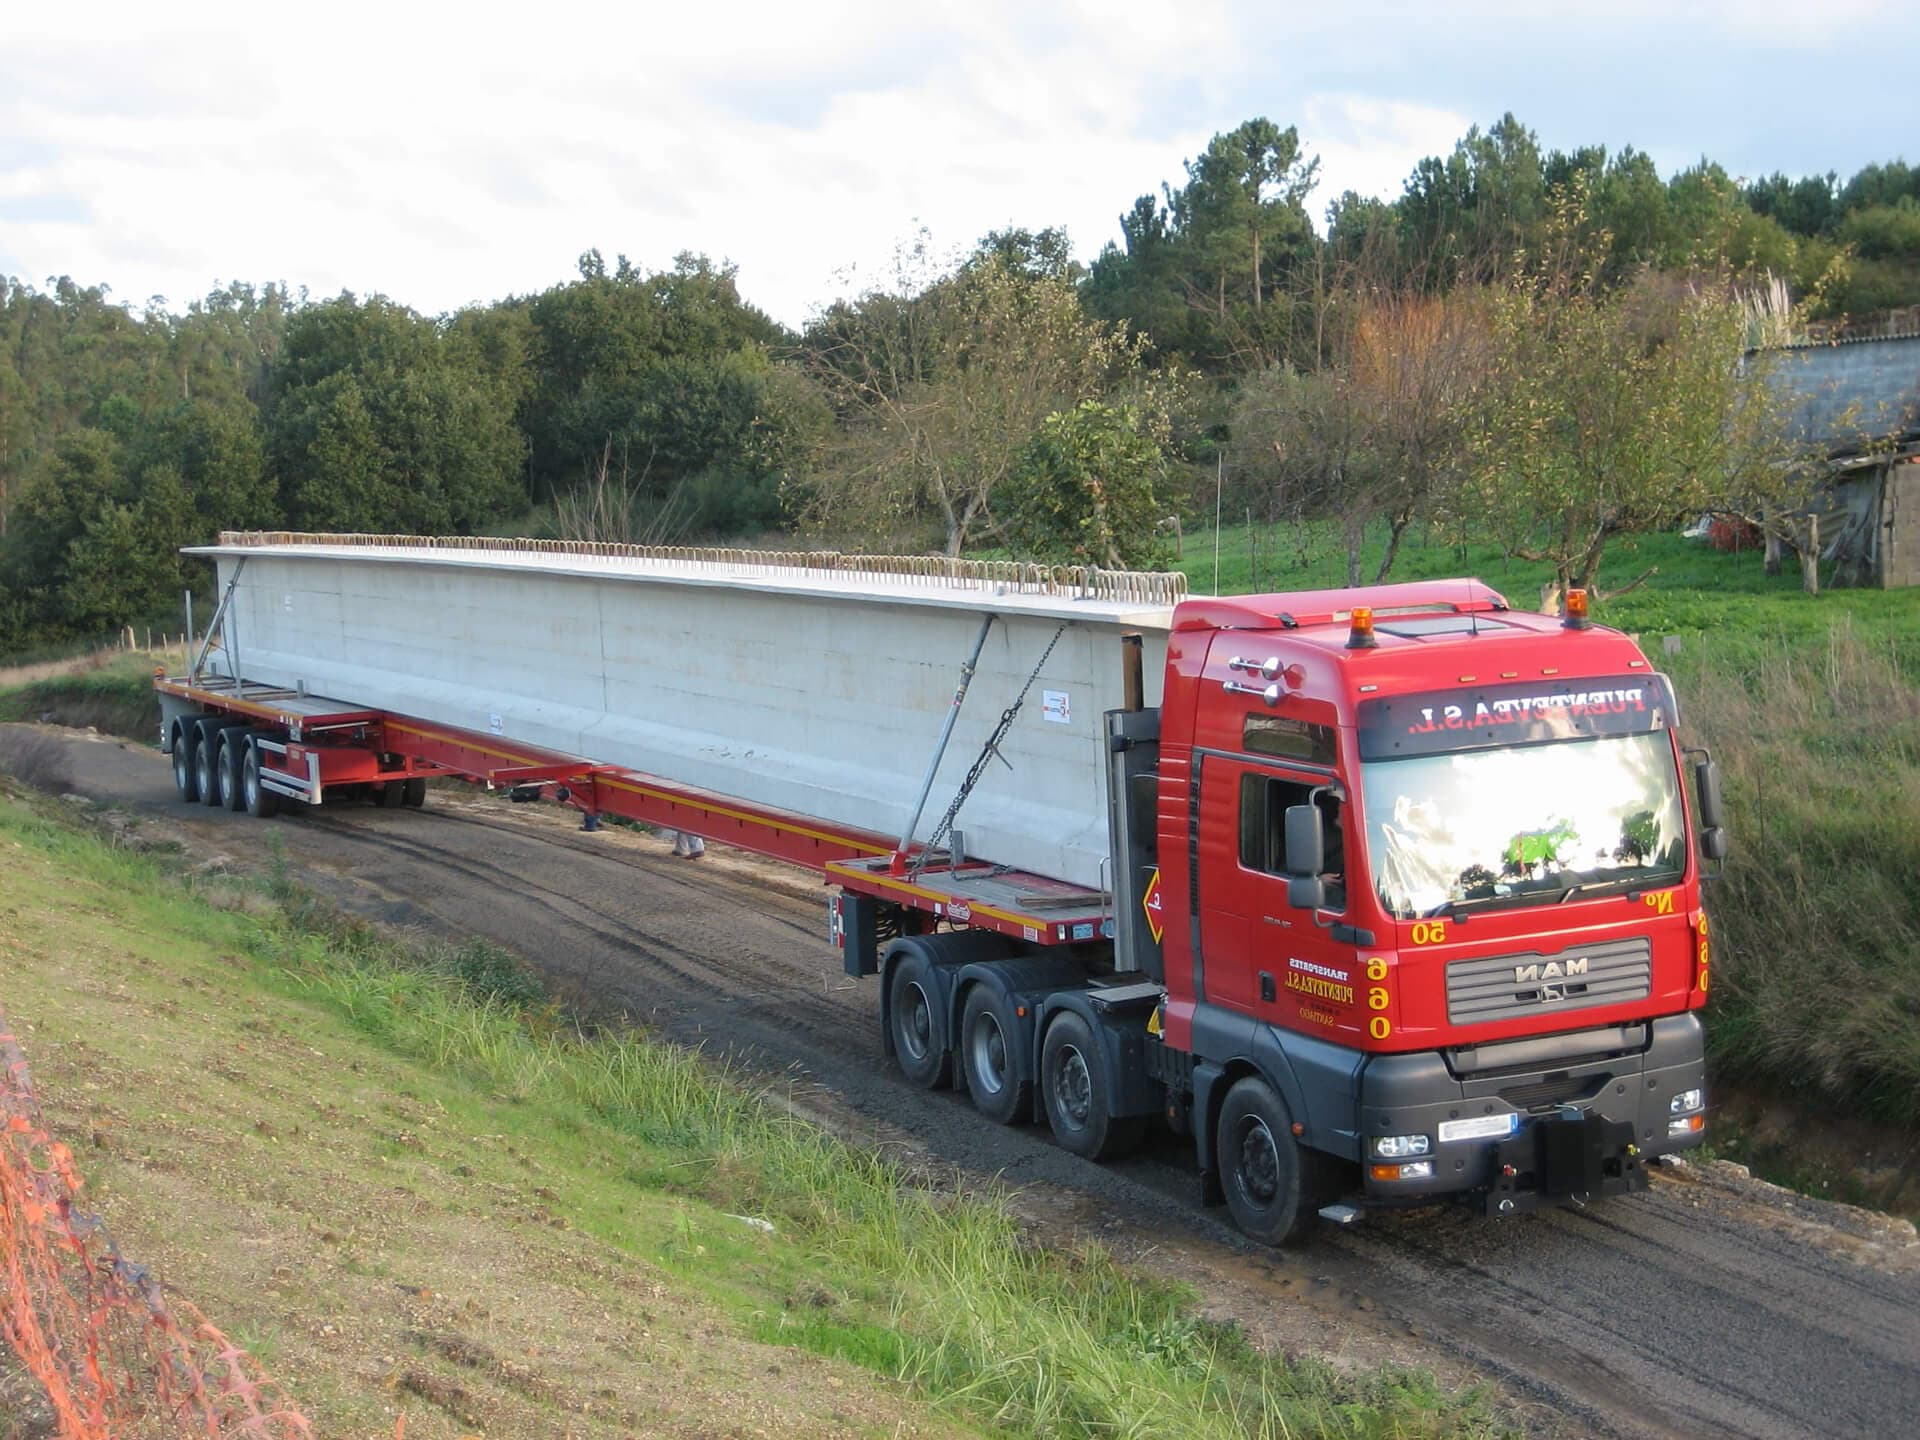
[1514, 957, 1589, 985]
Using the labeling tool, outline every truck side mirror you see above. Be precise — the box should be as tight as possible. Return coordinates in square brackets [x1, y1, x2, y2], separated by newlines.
[1283, 803, 1325, 909]
[1700, 827, 1729, 862]
[1694, 759, 1724, 832]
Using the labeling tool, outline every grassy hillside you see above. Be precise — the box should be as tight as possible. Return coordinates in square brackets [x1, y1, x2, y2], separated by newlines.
[0, 786, 1498, 1439]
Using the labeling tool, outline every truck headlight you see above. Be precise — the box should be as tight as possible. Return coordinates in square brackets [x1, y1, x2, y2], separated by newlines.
[1371, 1134, 1430, 1158]
[1669, 1088, 1704, 1115]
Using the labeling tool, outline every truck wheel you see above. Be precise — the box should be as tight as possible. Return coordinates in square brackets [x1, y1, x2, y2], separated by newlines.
[242, 739, 280, 818]
[1041, 1011, 1143, 1160]
[217, 732, 248, 811]
[194, 720, 227, 807]
[376, 779, 406, 809]
[171, 721, 200, 802]
[887, 952, 951, 1090]
[960, 985, 1029, 1125]
[1217, 1076, 1320, 1247]
[401, 778, 427, 808]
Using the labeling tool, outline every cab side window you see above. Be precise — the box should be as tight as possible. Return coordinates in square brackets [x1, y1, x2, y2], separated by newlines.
[1238, 773, 1346, 911]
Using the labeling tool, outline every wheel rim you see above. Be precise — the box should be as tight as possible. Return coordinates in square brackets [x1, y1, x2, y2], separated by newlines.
[1053, 1043, 1093, 1129]
[195, 742, 212, 795]
[173, 740, 189, 790]
[243, 752, 259, 809]
[898, 981, 934, 1064]
[219, 747, 235, 805]
[969, 1012, 1009, 1097]
[1236, 1116, 1282, 1207]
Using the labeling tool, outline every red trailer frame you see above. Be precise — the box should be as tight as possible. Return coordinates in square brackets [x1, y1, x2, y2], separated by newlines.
[155, 675, 1115, 948]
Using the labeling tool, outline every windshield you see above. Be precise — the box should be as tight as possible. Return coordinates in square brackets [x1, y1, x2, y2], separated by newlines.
[1362, 732, 1686, 920]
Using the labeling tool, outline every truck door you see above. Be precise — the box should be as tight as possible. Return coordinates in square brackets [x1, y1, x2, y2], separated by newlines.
[1197, 753, 1357, 1029]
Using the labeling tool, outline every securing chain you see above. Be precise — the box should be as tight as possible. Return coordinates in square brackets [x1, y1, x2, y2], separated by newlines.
[912, 621, 1070, 878]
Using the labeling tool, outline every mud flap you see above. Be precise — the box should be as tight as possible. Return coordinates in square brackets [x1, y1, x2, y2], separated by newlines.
[1484, 1112, 1646, 1216]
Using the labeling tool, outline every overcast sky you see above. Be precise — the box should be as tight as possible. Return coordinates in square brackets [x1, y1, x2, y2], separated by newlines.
[3, 1, 1912, 329]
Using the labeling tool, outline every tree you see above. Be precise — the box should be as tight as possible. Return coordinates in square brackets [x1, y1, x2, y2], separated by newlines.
[264, 295, 526, 534]
[803, 241, 1166, 554]
[1085, 119, 1320, 370]
[1464, 188, 1794, 600]
[998, 401, 1171, 568]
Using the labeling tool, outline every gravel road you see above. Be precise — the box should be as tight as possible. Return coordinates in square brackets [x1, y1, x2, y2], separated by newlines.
[24, 727, 1920, 1440]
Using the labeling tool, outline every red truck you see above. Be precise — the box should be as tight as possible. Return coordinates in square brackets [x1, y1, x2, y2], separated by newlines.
[158, 540, 1720, 1245]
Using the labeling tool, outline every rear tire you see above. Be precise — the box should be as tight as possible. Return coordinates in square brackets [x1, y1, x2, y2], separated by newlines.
[242, 739, 280, 818]
[887, 951, 951, 1090]
[377, 779, 406, 809]
[217, 732, 247, 811]
[960, 985, 1029, 1125]
[194, 720, 226, 807]
[401, 777, 427, 808]
[1040, 1011, 1143, 1160]
[171, 721, 200, 802]
[1217, 1076, 1320, 1247]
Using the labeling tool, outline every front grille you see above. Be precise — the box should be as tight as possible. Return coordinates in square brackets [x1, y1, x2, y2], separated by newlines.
[1447, 937, 1651, 1026]
[1498, 1073, 1600, 1111]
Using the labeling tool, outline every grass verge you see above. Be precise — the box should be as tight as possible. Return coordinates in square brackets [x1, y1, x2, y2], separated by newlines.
[0, 786, 1501, 1440]
[1676, 622, 1920, 1130]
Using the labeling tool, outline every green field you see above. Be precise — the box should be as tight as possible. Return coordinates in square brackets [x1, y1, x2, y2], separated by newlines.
[1175, 522, 1920, 672]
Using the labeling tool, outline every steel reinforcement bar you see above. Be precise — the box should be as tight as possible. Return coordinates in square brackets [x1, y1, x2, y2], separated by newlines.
[213, 531, 1191, 606]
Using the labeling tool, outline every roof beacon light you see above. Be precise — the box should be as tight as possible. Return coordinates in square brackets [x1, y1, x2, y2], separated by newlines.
[1563, 588, 1591, 631]
[1347, 607, 1378, 650]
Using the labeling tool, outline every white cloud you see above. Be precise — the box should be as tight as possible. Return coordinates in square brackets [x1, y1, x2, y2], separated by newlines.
[1, 0, 1907, 325]
[1299, 95, 1475, 224]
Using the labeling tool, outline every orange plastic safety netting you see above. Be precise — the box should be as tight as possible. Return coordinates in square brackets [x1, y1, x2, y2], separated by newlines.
[0, 1009, 314, 1438]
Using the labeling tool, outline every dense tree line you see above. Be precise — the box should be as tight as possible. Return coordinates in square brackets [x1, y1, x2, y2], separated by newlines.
[0, 114, 1904, 654]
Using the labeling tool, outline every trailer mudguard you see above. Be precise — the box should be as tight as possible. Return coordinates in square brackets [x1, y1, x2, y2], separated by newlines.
[1033, 987, 1165, 1123]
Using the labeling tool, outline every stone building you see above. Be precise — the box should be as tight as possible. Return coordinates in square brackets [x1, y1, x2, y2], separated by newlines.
[1767, 330, 1920, 588]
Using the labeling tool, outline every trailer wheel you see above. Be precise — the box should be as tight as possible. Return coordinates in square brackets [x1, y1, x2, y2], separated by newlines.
[171, 721, 200, 802]
[887, 952, 952, 1089]
[193, 720, 227, 807]
[376, 780, 406, 809]
[242, 740, 280, 819]
[216, 732, 248, 811]
[960, 985, 1029, 1125]
[1217, 1076, 1319, 1247]
[1041, 1011, 1143, 1160]
[401, 778, 427, 808]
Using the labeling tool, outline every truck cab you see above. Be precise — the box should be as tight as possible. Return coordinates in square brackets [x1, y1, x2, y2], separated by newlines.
[1145, 580, 1717, 1239]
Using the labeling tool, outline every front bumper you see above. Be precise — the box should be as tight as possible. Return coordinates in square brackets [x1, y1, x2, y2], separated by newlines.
[1356, 1013, 1707, 1212]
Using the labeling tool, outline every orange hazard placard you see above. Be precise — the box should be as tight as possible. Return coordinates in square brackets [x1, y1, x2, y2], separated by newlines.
[1141, 868, 1166, 945]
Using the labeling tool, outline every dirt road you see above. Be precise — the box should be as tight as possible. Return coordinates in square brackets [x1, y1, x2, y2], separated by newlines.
[28, 728, 1920, 1440]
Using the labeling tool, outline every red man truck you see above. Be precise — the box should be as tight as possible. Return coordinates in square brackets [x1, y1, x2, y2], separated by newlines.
[157, 534, 1721, 1244]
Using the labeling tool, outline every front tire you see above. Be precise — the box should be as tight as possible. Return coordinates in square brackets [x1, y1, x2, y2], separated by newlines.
[887, 952, 951, 1090]
[1217, 1076, 1320, 1247]
[960, 985, 1029, 1124]
[1040, 1011, 1143, 1160]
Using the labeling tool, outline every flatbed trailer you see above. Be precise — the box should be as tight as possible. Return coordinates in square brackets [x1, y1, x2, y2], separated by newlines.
[158, 533, 1724, 1245]
[153, 673, 1116, 949]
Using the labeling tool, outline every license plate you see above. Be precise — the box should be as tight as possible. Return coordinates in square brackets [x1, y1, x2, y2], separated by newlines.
[1438, 1113, 1520, 1143]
